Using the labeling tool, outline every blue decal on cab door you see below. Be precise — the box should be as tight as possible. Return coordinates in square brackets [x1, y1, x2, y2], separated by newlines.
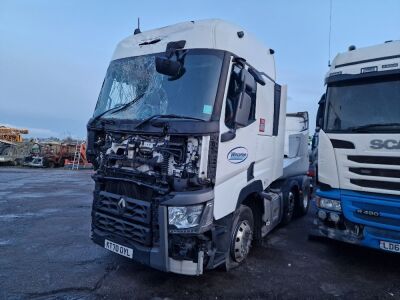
[227, 147, 248, 164]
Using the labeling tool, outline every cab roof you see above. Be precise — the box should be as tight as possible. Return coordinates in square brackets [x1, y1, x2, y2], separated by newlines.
[111, 19, 276, 81]
[327, 40, 400, 78]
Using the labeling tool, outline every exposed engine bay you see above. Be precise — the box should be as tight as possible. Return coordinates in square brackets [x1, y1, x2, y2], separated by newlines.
[90, 132, 215, 193]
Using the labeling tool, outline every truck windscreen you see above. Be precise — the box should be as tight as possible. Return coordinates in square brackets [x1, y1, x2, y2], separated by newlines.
[93, 49, 224, 121]
[325, 76, 400, 133]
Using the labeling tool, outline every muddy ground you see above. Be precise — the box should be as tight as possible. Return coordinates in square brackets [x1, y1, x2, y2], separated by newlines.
[0, 168, 399, 299]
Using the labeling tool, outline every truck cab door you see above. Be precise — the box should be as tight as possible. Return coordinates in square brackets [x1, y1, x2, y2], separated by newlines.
[213, 62, 259, 219]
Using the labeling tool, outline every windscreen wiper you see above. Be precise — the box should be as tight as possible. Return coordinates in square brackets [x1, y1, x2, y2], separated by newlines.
[90, 93, 146, 125]
[349, 123, 400, 132]
[135, 114, 205, 129]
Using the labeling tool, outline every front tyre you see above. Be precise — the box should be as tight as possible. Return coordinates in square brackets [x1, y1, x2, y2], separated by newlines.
[226, 205, 254, 270]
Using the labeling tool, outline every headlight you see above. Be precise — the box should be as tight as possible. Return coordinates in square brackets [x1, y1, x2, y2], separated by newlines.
[168, 205, 203, 229]
[168, 202, 214, 230]
[316, 197, 342, 211]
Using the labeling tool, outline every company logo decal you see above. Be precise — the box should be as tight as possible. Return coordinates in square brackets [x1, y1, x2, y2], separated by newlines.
[227, 147, 248, 164]
[370, 139, 400, 150]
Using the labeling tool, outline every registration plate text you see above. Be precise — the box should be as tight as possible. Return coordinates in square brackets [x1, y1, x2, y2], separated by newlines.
[380, 241, 400, 253]
[104, 239, 133, 258]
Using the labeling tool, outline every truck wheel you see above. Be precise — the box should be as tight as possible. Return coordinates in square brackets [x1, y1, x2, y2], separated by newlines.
[226, 205, 254, 270]
[281, 181, 297, 225]
[296, 177, 311, 216]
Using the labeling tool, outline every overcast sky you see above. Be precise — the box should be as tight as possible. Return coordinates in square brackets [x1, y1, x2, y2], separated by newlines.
[1, 0, 399, 138]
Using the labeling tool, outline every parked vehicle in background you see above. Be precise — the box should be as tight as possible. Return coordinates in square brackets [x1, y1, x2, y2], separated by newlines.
[0, 140, 35, 166]
[87, 19, 311, 275]
[311, 41, 400, 254]
[24, 141, 86, 168]
[0, 126, 31, 166]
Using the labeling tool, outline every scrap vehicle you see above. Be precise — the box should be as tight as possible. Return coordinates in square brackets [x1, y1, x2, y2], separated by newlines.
[0, 126, 31, 165]
[0, 126, 28, 143]
[24, 142, 80, 168]
[87, 19, 311, 275]
[0, 140, 35, 166]
[311, 41, 400, 254]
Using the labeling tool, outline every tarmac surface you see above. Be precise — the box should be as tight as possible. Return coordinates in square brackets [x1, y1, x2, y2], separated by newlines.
[0, 167, 399, 299]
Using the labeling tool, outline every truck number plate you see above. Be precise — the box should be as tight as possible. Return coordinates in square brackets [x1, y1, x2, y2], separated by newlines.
[379, 241, 400, 253]
[104, 239, 133, 258]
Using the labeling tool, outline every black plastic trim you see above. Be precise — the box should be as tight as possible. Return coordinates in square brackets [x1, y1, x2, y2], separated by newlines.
[330, 139, 355, 149]
[88, 119, 220, 135]
[348, 155, 400, 166]
[236, 180, 263, 209]
[349, 167, 400, 178]
[326, 68, 400, 85]
[163, 189, 214, 206]
[247, 162, 255, 181]
[350, 179, 400, 192]
[334, 54, 400, 68]
[273, 84, 281, 136]
[318, 181, 333, 191]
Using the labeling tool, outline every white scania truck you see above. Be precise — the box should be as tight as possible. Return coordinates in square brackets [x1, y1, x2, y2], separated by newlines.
[312, 41, 400, 254]
[87, 19, 311, 275]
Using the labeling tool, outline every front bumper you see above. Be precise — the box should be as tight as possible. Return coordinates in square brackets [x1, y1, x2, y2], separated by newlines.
[312, 189, 400, 253]
[91, 189, 217, 275]
[312, 217, 400, 253]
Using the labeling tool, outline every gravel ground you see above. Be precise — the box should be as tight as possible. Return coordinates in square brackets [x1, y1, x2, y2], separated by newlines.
[0, 167, 399, 299]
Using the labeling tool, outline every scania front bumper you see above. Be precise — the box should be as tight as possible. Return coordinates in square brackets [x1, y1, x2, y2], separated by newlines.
[311, 188, 400, 253]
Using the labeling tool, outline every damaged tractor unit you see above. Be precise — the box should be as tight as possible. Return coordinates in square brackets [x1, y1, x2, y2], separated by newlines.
[87, 19, 311, 275]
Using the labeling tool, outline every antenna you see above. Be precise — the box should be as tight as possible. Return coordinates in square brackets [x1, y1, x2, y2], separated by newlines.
[134, 17, 141, 35]
[328, 0, 333, 67]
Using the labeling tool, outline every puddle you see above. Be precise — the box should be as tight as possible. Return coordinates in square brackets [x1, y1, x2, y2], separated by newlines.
[0, 239, 11, 246]
[0, 208, 60, 221]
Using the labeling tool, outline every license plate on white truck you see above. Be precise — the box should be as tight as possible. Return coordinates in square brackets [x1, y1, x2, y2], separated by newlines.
[380, 241, 400, 253]
[104, 239, 133, 258]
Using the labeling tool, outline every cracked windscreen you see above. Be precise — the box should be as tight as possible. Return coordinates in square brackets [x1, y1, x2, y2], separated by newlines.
[93, 49, 224, 121]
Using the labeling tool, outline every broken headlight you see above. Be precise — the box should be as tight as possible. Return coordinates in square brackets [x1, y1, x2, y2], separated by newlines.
[168, 201, 213, 232]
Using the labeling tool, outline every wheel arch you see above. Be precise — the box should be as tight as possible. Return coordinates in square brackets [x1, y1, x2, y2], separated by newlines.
[236, 180, 264, 241]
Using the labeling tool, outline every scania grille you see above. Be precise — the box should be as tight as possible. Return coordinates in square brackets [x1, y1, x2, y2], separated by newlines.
[345, 155, 400, 195]
[348, 155, 400, 165]
[349, 167, 400, 178]
[350, 179, 400, 192]
[93, 211, 152, 246]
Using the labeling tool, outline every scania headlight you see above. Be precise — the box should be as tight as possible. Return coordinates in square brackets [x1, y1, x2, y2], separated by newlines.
[168, 202, 213, 230]
[316, 197, 342, 212]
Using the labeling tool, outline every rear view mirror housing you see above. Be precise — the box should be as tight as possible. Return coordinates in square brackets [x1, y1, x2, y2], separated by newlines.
[155, 57, 182, 77]
[233, 68, 255, 127]
[234, 92, 252, 127]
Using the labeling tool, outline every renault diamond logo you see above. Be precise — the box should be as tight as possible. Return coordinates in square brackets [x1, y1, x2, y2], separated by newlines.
[117, 198, 126, 214]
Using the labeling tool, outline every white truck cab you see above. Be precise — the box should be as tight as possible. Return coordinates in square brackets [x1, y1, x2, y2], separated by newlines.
[87, 19, 311, 275]
[313, 41, 400, 253]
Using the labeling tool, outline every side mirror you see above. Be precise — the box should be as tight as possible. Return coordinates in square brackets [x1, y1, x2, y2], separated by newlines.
[234, 92, 252, 127]
[155, 57, 182, 77]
